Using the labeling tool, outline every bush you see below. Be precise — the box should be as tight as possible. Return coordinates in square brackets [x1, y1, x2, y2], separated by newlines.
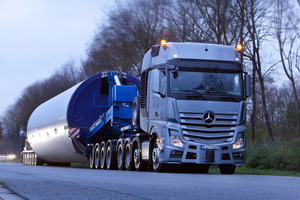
[245, 139, 300, 171]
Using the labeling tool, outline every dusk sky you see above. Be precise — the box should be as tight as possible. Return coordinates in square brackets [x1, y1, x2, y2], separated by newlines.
[0, 0, 113, 115]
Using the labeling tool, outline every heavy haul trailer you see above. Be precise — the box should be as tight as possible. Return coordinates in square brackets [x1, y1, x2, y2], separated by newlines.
[23, 41, 251, 174]
[22, 72, 140, 165]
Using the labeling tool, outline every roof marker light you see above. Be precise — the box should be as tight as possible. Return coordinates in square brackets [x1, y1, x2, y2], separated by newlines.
[235, 44, 243, 52]
[161, 40, 167, 46]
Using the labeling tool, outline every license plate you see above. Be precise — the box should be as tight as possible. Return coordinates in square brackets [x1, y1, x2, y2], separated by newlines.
[201, 145, 219, 150]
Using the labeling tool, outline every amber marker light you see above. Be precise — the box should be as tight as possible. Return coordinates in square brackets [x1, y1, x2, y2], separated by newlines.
[235, 44, 243, 52]
[160, 40, 167, 46]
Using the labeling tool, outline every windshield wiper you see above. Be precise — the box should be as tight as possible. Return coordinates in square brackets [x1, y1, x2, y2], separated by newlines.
[208, 92, 239, 102]
[174, 90, 207, 100]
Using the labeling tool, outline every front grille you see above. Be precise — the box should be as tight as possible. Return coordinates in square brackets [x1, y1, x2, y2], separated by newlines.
[180, 112, 237, 144]
[140, 71, 147, 109]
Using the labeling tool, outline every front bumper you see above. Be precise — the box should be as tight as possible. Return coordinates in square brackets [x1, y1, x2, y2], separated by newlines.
[160, 142, 245, 165]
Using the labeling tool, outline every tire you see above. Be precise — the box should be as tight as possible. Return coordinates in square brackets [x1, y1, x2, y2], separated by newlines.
[23, 153, 26, 165]
[22, 154, 25, 165]
[94, 143, 101, 169]
[152, 139, 166, 172]
[132, 96, 140, 125]
[106, 141, 117, 170]
[32, 153, 36, 165]
[100, 141, 106, 169]
[133, 141, 146, 171]
[29, 153, 33, 165]
[117, 141, 124, 170]
[89, 144, 95, 169]
[35, 154, 44, 166]
[219, 164, 236, 174]
[124, 142, 134, 171]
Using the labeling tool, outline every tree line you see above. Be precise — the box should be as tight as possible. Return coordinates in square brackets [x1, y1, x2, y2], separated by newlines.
[0, 0, 299, 155]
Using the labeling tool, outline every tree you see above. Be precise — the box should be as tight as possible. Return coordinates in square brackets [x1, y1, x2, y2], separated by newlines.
[1, 59, 82, 154]
[2, 106, 22, 154]
[186, 0, 242, 45]
[166, 1, 205, 42]
[82, 0, 171, 77]
[244, 0, 276, 142]
[275, 0, 300, 135]
[0, 117, 3, 140]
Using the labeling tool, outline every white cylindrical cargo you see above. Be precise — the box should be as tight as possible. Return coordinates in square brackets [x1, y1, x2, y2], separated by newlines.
[26, 72, 140, 163]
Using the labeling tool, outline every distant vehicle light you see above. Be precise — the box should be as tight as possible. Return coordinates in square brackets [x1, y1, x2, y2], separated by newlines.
[7, 154, 16, 159]
[161, 40, 167, 46]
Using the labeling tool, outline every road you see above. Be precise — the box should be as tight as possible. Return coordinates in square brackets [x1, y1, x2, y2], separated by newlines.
[0, 163, 299, 200]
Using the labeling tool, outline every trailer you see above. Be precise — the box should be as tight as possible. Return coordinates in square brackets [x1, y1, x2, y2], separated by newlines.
[23, 41, 251, 174]
[23, 72, 140, 166]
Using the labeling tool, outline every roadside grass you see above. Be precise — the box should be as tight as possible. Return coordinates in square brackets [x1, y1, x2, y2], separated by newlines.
[71, 163, 89, 168]
[0, 182, 8, 189]
[0, 158, 22, 163]
[209, 165, 300, 177]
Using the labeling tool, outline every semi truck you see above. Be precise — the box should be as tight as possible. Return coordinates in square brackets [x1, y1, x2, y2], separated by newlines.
[22, 41, 251, 174]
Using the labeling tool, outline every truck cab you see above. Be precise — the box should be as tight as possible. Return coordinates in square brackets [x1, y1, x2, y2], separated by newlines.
[138, 41, 251, 173]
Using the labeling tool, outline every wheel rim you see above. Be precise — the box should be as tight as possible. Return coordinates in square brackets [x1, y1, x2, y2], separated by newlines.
[106, 146, 111, 169]
[89, 148, 94, 168]
[125, 144, 130, 169]
[152, 148, 159, 170]
[100, 146, 105, 168]
[34, 154, 37, 165]
[95, 146, 100, 169]
[134, 148, 140, 169]
[117, 145, 123, 169]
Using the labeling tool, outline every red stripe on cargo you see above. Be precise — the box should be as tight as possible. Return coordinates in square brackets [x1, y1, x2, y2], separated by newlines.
[69, 128, 80, 138]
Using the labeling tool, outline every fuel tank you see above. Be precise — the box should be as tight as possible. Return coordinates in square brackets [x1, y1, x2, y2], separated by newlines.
[26, 72, 140, 163]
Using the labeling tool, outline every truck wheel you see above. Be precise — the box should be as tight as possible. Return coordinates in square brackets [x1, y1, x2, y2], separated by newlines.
[94, 143, 101, 169]
[219, 164, 236, 174]
[132, 96, 140, 125]
[32, 153, 36, 165]
[100, 141, 106, 169]
[22, 154, 25, 165]
[36, 156, 44, 166]
[89, 144, 95, 169]
[152, 142, 166, 172]
[125, 142, 134, 171]
[133, 142, 146, 171]
[106, 141, 117, 170]
[23, 153, 27, 165]
[117, 142, 124, 170]
[25, 153, 29, 165]
[29, 153, 33, 165]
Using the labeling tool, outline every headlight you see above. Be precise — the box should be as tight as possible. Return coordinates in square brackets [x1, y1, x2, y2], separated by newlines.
[232, 132, 245, 149]
[169, 130, 183, 147]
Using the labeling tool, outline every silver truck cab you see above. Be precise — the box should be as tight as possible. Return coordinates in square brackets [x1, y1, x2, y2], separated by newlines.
[139, 42, 251, 173]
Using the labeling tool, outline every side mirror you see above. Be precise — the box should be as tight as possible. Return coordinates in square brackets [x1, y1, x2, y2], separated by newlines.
[245, 74, 251, 98]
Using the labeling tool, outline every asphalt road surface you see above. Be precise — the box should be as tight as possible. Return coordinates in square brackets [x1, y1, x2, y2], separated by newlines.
[0, 163, 299, 200]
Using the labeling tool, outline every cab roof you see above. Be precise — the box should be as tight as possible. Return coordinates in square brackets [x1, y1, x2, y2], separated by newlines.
[142, 42, 241, 72]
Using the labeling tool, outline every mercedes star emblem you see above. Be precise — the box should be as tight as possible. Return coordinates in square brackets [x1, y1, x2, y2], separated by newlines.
[203, 111, 215, 124]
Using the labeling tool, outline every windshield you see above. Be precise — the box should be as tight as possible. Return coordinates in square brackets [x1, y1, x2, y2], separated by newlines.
[170, 70, 243, 101]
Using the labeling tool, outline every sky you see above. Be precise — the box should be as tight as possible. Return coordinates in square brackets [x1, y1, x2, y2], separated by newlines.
[0, 0, 113, 116]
